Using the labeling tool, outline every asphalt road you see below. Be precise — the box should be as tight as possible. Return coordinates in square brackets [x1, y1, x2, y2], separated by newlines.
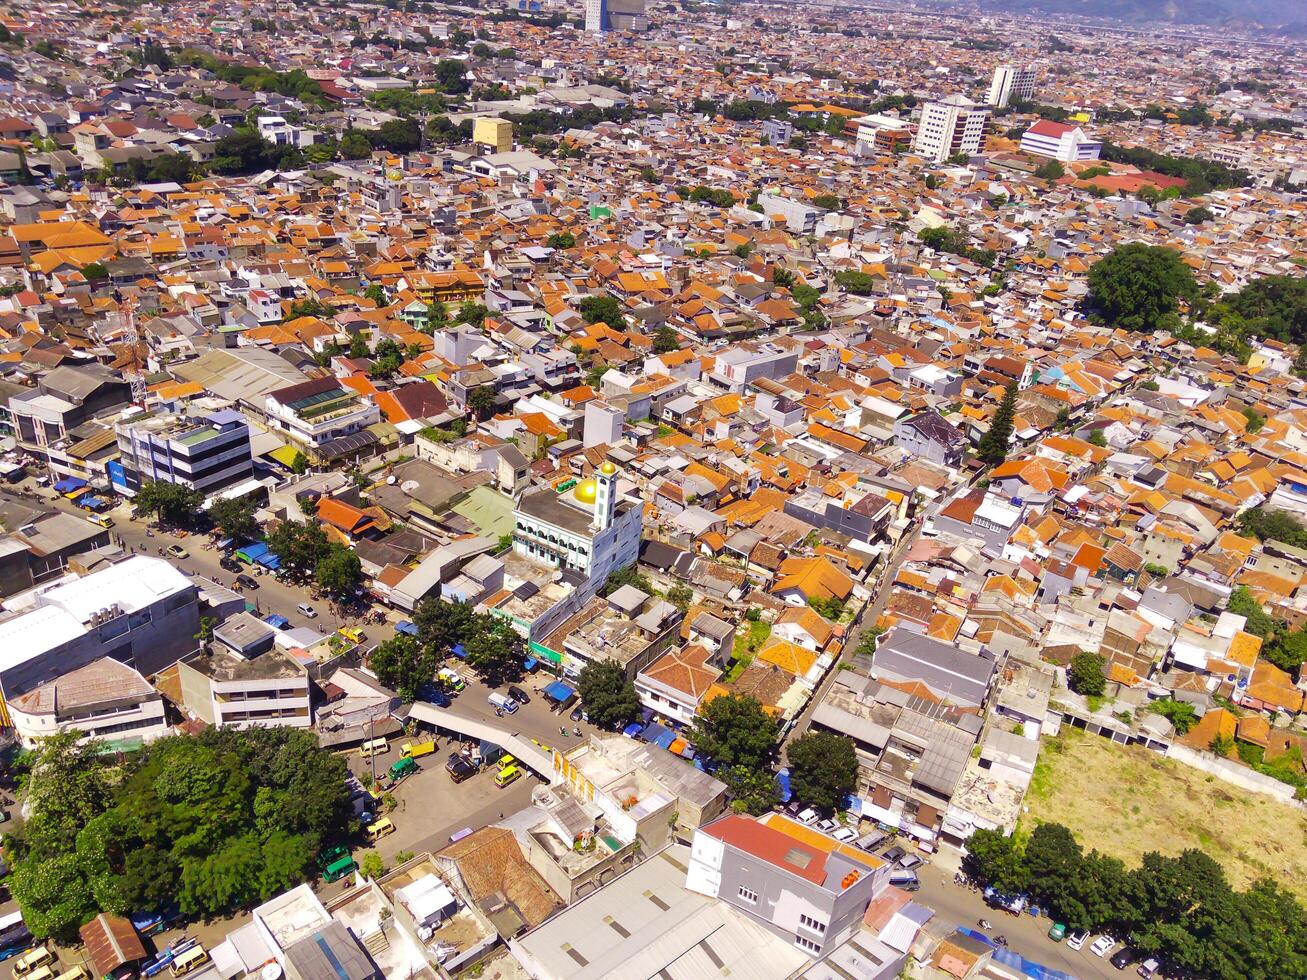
[915, 861, 1124, 980]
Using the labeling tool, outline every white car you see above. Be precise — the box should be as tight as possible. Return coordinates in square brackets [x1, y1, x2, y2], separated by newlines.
[831, 827, 858, 843]
[797, 807, 820, 825]
[1090, 935, 1116, 957]
[815, 817, 838, 833]
[1066, 930, 1089, 951]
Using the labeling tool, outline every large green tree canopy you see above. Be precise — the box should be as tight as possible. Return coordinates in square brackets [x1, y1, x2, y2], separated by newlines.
[1087, 243, 1198, 333]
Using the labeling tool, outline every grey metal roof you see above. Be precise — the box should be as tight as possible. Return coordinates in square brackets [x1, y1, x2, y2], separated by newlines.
[872, 628, 996, 709]
[284, 922, 375, 980]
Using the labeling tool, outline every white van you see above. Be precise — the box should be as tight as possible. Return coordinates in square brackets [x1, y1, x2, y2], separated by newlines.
[488, 692, 519, 714]
[296, 603, 317, 619]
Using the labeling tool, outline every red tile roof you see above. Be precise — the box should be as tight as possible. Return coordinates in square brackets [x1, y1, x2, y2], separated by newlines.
[703, 814, 828, 885]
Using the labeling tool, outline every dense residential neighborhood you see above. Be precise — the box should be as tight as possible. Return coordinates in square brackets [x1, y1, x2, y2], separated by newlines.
[0, 0, 1304, 978]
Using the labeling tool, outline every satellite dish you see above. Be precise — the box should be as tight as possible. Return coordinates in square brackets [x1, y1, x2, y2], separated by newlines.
[401, 480, 420, 493]
[261, 965, 283, 980]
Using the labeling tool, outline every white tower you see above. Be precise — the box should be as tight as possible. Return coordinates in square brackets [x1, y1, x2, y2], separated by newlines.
[592, 461, 618, 531]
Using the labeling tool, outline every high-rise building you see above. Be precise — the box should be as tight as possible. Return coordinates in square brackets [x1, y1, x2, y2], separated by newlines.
[472, 116, 512, 153]
[586, 0, 646, 32]
[987, 64, 1037, 108]
[113, 408, 254, 497]
[1019, 119, 1102, 162]
[912, 95, 990, 164]
[585, 0, 608, 32]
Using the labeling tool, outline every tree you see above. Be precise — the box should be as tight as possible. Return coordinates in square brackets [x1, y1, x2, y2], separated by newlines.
[1184, 205, 1214, 225]
[834, 270, 876, 295]
[1087, 429, 1108, 447]
[134, 480, 205, 527]
[315, 545, 361, 599]
[546, 231, 575, 249]
[468, 385, 497, 419]
[435, 59, 469, 93]
[578, 294, 626, 329]
[976, 382, 1017, 466]
[1035, 160, 1065, 181]
[811, 193, 841, 210]
[359, 853, 385, 880]
[1024, 823, 1083, 897]
[666, 584, 694, 611]
[1087, 243, 1198, 333]
[364, 284, 387, 306]
[652, 325, 680, 354]
[455, 301, 488, 328]
[339, 129, 372, 160]
[599, 564, 652, 597]
[1148, 697, 1198, 734]
[690, 693, 778, 769]
[266, 521, 331, 580]
[962, 828, 1029, 895]
[81, 262, 109, 282]
[348, 332, 369, 359]
[370, 118, 420, 154]
[576, 658, 641, 729]
[1227, 585, 1276, 638]
[368, 634, 437, 701]
[464, 616, 523, 686]
[424, 302, 448, 332]
[1068, 651, 1107, 697]
[414, 598, 475, 655]
[290, 451, 309, 475]
[720, 765, 781, 815]
[207, 497, 259, 541]
[288, 297, 332, 320]
[786, 732, 857, 811]
[9, 854, 98, 942]
[369, 338, 404, 379]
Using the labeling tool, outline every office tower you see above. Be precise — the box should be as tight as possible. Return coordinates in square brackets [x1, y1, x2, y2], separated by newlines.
[987, 64, 1037, 108]
[912, 95, 991, 163]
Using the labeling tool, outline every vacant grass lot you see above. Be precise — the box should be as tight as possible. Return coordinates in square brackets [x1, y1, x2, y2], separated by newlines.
[1023, 727, 1307, 900]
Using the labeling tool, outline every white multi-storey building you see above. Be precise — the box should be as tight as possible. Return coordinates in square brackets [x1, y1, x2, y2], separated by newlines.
[913, 96, 990, 163]
[987, 65, 1037, 108]
[113, 408, 254, 497]
[264, 377, 381, 455]
[512, 462, 642, 591]
[1019, 119, 1102, 162]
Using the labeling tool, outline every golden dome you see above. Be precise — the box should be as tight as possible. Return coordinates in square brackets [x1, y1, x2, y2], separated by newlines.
[573, 479, 598, 504]
[599, 461, 617, 476]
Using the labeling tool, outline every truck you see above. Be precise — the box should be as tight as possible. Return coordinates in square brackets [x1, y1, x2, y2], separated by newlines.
[400, 740, 436, 759]
[487, 692, 518, 714]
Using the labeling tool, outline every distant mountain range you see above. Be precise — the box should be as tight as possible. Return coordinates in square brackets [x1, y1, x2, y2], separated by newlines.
[976, 0, 1307, 32]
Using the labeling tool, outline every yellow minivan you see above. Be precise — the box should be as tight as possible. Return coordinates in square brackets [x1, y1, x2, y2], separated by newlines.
[13, 947, 55, 978]
[23, 966, 55, 980]
[366, 817, 396, 843]
[54, 965, 91, 980]
[171, 946, 209, 977]
[494, 765, 522, 789]
[358, 738, 389, 758]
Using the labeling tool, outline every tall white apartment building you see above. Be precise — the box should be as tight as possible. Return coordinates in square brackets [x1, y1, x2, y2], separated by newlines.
[913, 96, 990, 163]
[987, 65, 1037, 108]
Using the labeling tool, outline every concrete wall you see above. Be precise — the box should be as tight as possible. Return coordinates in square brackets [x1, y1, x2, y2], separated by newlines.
[1166, 743, 1302, 805]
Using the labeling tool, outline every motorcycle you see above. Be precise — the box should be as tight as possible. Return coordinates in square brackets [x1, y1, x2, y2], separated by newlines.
[978, 919, 992, 930]
[559, 726, 569, 737]
[994, 936, 1007, 947]
[573, 726, 581, 736]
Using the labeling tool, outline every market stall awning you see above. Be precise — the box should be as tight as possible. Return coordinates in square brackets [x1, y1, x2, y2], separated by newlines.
[54, 477, 87, 493]
[543, 680, 575, 703]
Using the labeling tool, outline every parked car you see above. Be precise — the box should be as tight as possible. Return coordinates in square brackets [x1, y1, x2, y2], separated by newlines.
[296, 603, 317, 619]
[831, 827, 858, 843]
[235, 573, 259, 590]
[1066, 930, 1089, 951]
[1110, 948, 1137, 970]
[815, 817, 838, 834]
[881, 845, 906, 864]
[855, 831, 889, 852]
[219, 556, 241, 573]
[1047, 923, 1066, 942]
[165, 544, 189, 559]
[1136, 958, 1160, 979]
[446, 754, 478, 783]
[569, 705, 585, 723]
[797, 808, 820, 825]
[1091, 936, 1116, 957]
[898, 854, 923, 870]
[888, 870, 919, 892]
[507, 685, 531, 705]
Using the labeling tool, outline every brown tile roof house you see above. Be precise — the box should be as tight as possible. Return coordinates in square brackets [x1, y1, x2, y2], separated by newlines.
[80, 914, 147, 977]
[437, 826, 562, 935]
[640, 644, 721, 702]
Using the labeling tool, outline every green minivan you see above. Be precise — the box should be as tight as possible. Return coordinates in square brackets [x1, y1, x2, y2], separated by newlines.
[1047, 922, 1067, 942]
[389, 756, 418, 781]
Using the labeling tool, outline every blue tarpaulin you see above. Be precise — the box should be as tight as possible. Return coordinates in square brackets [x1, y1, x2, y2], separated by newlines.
[543, 680, 575, 702]
[395, 621, 418, 637]
[777, 768, 793, 803]
[54, 477, 87, 493]
[622, 722, 644, 738]
[653, 730, 676, 750]
[255, 551, 281, 569]
[452, 643, 468, 660]
[640, 722, 668, 743]
[991, 945, 1078, 980]
[263, 614, 289, 629]
[237, 542, 269, 563]
[523, 657, 537, 670]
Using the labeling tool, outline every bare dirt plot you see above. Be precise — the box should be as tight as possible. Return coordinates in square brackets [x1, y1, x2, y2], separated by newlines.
[1022, 727, 1307, 900]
